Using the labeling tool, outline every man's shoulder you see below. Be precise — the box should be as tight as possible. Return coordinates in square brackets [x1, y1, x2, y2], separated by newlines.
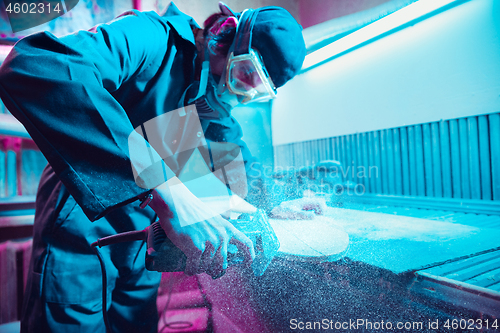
[160, 2, 199, 28]
[158, 2, 199, 45]
[112, 4, 198, 45]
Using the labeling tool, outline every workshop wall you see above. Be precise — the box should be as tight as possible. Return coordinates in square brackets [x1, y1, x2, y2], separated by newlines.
[298, 0, 392, 28]
[272, 0, 500, 145]
[272, 0, 500, 206]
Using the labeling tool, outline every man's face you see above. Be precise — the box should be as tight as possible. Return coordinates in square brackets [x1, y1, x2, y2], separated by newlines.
[209, 51, 227, 78]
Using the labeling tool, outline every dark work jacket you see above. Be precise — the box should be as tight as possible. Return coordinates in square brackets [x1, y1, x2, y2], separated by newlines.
[0, 4, 269, 221]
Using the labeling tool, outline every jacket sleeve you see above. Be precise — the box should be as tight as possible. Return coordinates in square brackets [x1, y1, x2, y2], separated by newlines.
[0, 10, 171, 221]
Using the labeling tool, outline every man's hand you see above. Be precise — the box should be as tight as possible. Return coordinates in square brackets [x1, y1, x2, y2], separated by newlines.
[147, 178, 255, 278]
[270, 197, 328, 220]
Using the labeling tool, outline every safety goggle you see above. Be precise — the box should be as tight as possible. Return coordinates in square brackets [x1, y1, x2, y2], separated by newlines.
[222, 48, 277, 104]
[216, 8, 277, 104]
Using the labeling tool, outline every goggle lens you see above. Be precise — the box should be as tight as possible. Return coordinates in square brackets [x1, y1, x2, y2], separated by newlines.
[225, 51, 277, 104]
[229, 60, 266, 92]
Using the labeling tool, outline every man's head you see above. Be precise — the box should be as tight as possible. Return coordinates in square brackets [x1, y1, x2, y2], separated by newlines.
[189, 2, 306, 120]
[204, 2, 306, 92]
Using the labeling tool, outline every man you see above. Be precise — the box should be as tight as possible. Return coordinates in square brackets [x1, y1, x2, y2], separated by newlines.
[0, 2, 308, 332]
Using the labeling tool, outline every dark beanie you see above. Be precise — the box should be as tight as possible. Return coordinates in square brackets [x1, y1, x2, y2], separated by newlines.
[250, 7, 306, 88]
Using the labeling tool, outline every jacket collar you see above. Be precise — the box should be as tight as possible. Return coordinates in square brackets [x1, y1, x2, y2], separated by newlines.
[161, 2, 200, 45]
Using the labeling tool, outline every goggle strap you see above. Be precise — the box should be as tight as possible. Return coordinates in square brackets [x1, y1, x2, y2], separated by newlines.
[233, 9, 259, 57]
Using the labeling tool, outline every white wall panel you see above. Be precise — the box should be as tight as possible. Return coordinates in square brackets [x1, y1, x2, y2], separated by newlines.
[272, 0, 500, 145]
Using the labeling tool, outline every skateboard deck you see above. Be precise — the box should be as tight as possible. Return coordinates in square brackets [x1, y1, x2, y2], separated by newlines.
[269, 216, 349, 263]
[210, 195, 350, 263]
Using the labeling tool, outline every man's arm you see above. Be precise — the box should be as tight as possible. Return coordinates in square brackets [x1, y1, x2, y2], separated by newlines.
[0, 11, 170, 221]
